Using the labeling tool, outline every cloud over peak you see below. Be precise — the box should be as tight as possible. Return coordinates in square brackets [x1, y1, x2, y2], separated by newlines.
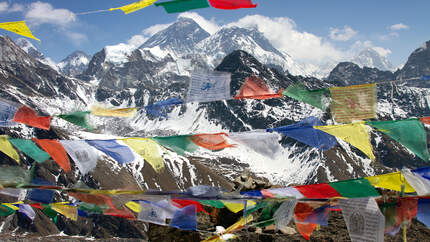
[329, 25, 357, 41]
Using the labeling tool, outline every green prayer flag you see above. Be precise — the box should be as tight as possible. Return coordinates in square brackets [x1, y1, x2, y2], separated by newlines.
[57, 111, 93, 130]
[245, 201, 267, 216]
[42, 205, 58, 219]
[0, 205, 15, 216]
[257, 202, 281, 228]
[9, 139, 50, 163]
[152, 135, 199, 156]
[367, 119, 430, 161]
[329, 178, 380, 198]
[199, 200, 225, 208]
[154, 0, 209, 13]
[78, 202, 106, 213]
[0, 165, 30, 184]
[283, 83, 329, 110]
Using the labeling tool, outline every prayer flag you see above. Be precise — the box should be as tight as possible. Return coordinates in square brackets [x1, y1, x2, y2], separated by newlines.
[60, 140, 99, 175]
[330, 83, 376, 123]
[13, 106, 51, 130]
[122, 138, 164, 172]
[256, 201, 281, 227]
[104, 208, 135, 220]
[67, 192, 115, 208]
[294, 183, 341, 199]
[413, 167, 430, 180]
[109, 0, 157, 14]
[0, 21, 40, 41]
[329, 178, 380, 198]
[0, 98, 19, 126]
[91, 106, 137, 118]
[0, 188, 24, 198]
[145, 97, 183, 118]
[262, 187, 304, 199]
[190, 133, 235, 151]
[155, 0, 210, 13]
[422, 75, 430, 81]
[0, 135, 20, 163]
[187, 185, 221, 197]
[295, 222, 317, 240]
[154, 199, 180, 219]
[9, 138, 50, 163]
[152, 135, 199, 156]
[138, 201, 167, 225]
[282, 83, 329, 110]
[57, 111, 93, 130]
[402, 169, 430, 195]
[186, 71, 231, 103]
[339, 198, 385, 242]
[169, 205, 197, 231]
[33, 139, 71, 172]
[365, 171, 415, 192]
[229, 130, 282, 159]
[304, 204, 330, 226]
[234, 75, 282, 100]
[18, 204, 35, 220]
[199, 200, 225, 208]
[367, 119, 430, 161]
[222, 200, 256, 213]
[27, 179, 54, 204]
[314, 122, 375, 160]
[420, 117, 430, 125]
[126, 201, 141, 213]
[274, 199, 297, 230]
[294, 203, 317, 240]
[86, 139, 135, 164]
[51, 204, 77, 221]
[0, 205, 15, 216]
[268, 116, 337, 151]
[171, 199, 208, 214]
[208, 0, 257, 9]
[203, 215, 253, 242]
[417, 199, 430, 228]
[2, 202, 22, 211]
[0, 165, 29, 184]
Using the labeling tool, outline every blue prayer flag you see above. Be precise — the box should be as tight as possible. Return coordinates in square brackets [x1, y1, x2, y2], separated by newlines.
[86, 140, 135, 164]
[169, 205, 197, 231]
[267, 116, 337, 151]
[27, 178, 54, 204]
[421, 76, 430, 81]
[304, 204, 329, 226]
[418, 198, 430, 228]
[413, 167, 430, 181]
[0, 98, 19, 127]
[145, 97, 183, 118]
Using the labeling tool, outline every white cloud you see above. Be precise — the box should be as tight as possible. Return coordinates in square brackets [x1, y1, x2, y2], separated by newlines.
[372, 46, 392, 57]
[0, 2, 8, 12]
[351, 40, 391, 57]
[329, 25, 357, 41]
[143, 23, 171, 36]
[64, 31, 87, 44]
[228, 15, 344, 64]
[25, 1, 76, 27]
[178, 12, 220, 35]
[389, 23, 409, 31]
[128, 34, 148, 48]
[0, 2, 24, 12]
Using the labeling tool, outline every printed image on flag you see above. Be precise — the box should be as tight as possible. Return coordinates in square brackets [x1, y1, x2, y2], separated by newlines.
[330, 84, 376, 123]
[186, 71, 231, 103]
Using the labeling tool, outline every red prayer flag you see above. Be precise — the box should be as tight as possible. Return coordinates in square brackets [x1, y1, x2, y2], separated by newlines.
[397, 197, 418, 222]
[190, 133, 235, 151]
[13, 106, 50, 130]
[294, 183, 341, 199]
[104, 208, 135, 220]
[296, 222, 317, 240]
[294, 203, 317, 240]
[420, 117, 430, 125]
[172, 199, 208, 214]
[68, 192, 115, 208]
[30, 203, 43, 209]
[208, 0, 257, 9]
[33, 139, 71, 172]
[234, 75, 282, 100]
[260, 189, 275, 198]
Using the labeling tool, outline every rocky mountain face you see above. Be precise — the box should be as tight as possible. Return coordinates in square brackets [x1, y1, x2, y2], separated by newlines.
[327, 62, 395, 86]
[352, 48, 395, 71]
[57, 51, 91, 77]
[15, 38, 59, 71]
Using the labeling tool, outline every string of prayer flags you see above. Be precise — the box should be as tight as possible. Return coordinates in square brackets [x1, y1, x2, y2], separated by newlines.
[282, 83, 329, 110]
[51, 203, 78, 221]
[186, 71, 231, 103]
[33, 139, 71, 172]
[0, 135, 20, 164]
[155, 0, 210, 13]
[122, 138, 165, 172]
[86, 139, 135, 164]
[417, 199, 430, 228]
[339, 198, 385, 242]
[208, 0, 257, 9]
[60, 140, 99, 175]
[267, 116, 337, 151]
[13, 106, 51, 130]
[294, 183, 340, 199]
[314, 122, 375, 161]
[91, 106, 137, 118]
[18, 204, 36, 221]
[274, 199, 297, 230]
[109, 0, 157, 14]
[57, 111, 93, 130]
[9, 139, 50, 163]
[367, 119, 430, 161]
[401, 169, 430, 195]
[169, 205, 197, 231]
[229, 130, 282, 159]
[0, 21, 40, 41]
[0, 165, 29, 184]
[152, 135, 199, 156]
[330, 83, 376, 123]
[365, 171, 415, 193]
[144, 97, 183, 118]
[234, 75, 282, 100]
[190, 133, 235, 151]
[328, 178, 380, 198]
[0, 98, 19, 127]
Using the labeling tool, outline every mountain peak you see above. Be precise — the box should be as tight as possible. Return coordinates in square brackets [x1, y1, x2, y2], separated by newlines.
[58, 50, 91, 77]
[352, 48, 394, 71]
[397, 39, 430, 82]
[16, 37, 45, 60]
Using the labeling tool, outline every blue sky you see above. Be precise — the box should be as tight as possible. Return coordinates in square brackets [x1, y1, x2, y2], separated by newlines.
[0, 0, 429, 67]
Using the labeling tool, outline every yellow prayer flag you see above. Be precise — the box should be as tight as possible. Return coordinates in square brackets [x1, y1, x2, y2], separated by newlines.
[126, 201, 141, 213]
[109, 0, 157, 14]
[2, 201, 23, 211]
[365, 171, 415, 193]
[314, 122, 375, 161]
[122, 138, 165, 173]
[51, 204, 78, 221]
[0, 21, 40, 41]
[221, 200, 256, 213]
[0, 136, 20, 164]
[91, 106, 137, 118]
[202, 214, 253, 242]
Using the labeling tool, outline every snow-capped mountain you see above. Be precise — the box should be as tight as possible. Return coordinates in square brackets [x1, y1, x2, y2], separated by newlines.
[352, 48, 395, 71]
[397, 40, 430, 81]
[15, 38, 59, 71]
[57, 50, 91, 77]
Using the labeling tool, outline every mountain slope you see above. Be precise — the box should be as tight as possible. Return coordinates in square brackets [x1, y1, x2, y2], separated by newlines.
[15, 38, 59, 71]
[57, 51, 91, 77]
[352, 48, 395, 71]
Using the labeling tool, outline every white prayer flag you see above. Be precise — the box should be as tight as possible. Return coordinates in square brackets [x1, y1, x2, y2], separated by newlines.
[19, 204, 36, 220]
[274, 199, 297, 230]
[0, 98, 19, 127]
[229, 130, 282, 159]
[138, 201, 168, 226]
[339, 197, 385, 242]
[60, 140, 99, 175]
[186, 71, 231, 103]
[402, 168, 430, 196]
